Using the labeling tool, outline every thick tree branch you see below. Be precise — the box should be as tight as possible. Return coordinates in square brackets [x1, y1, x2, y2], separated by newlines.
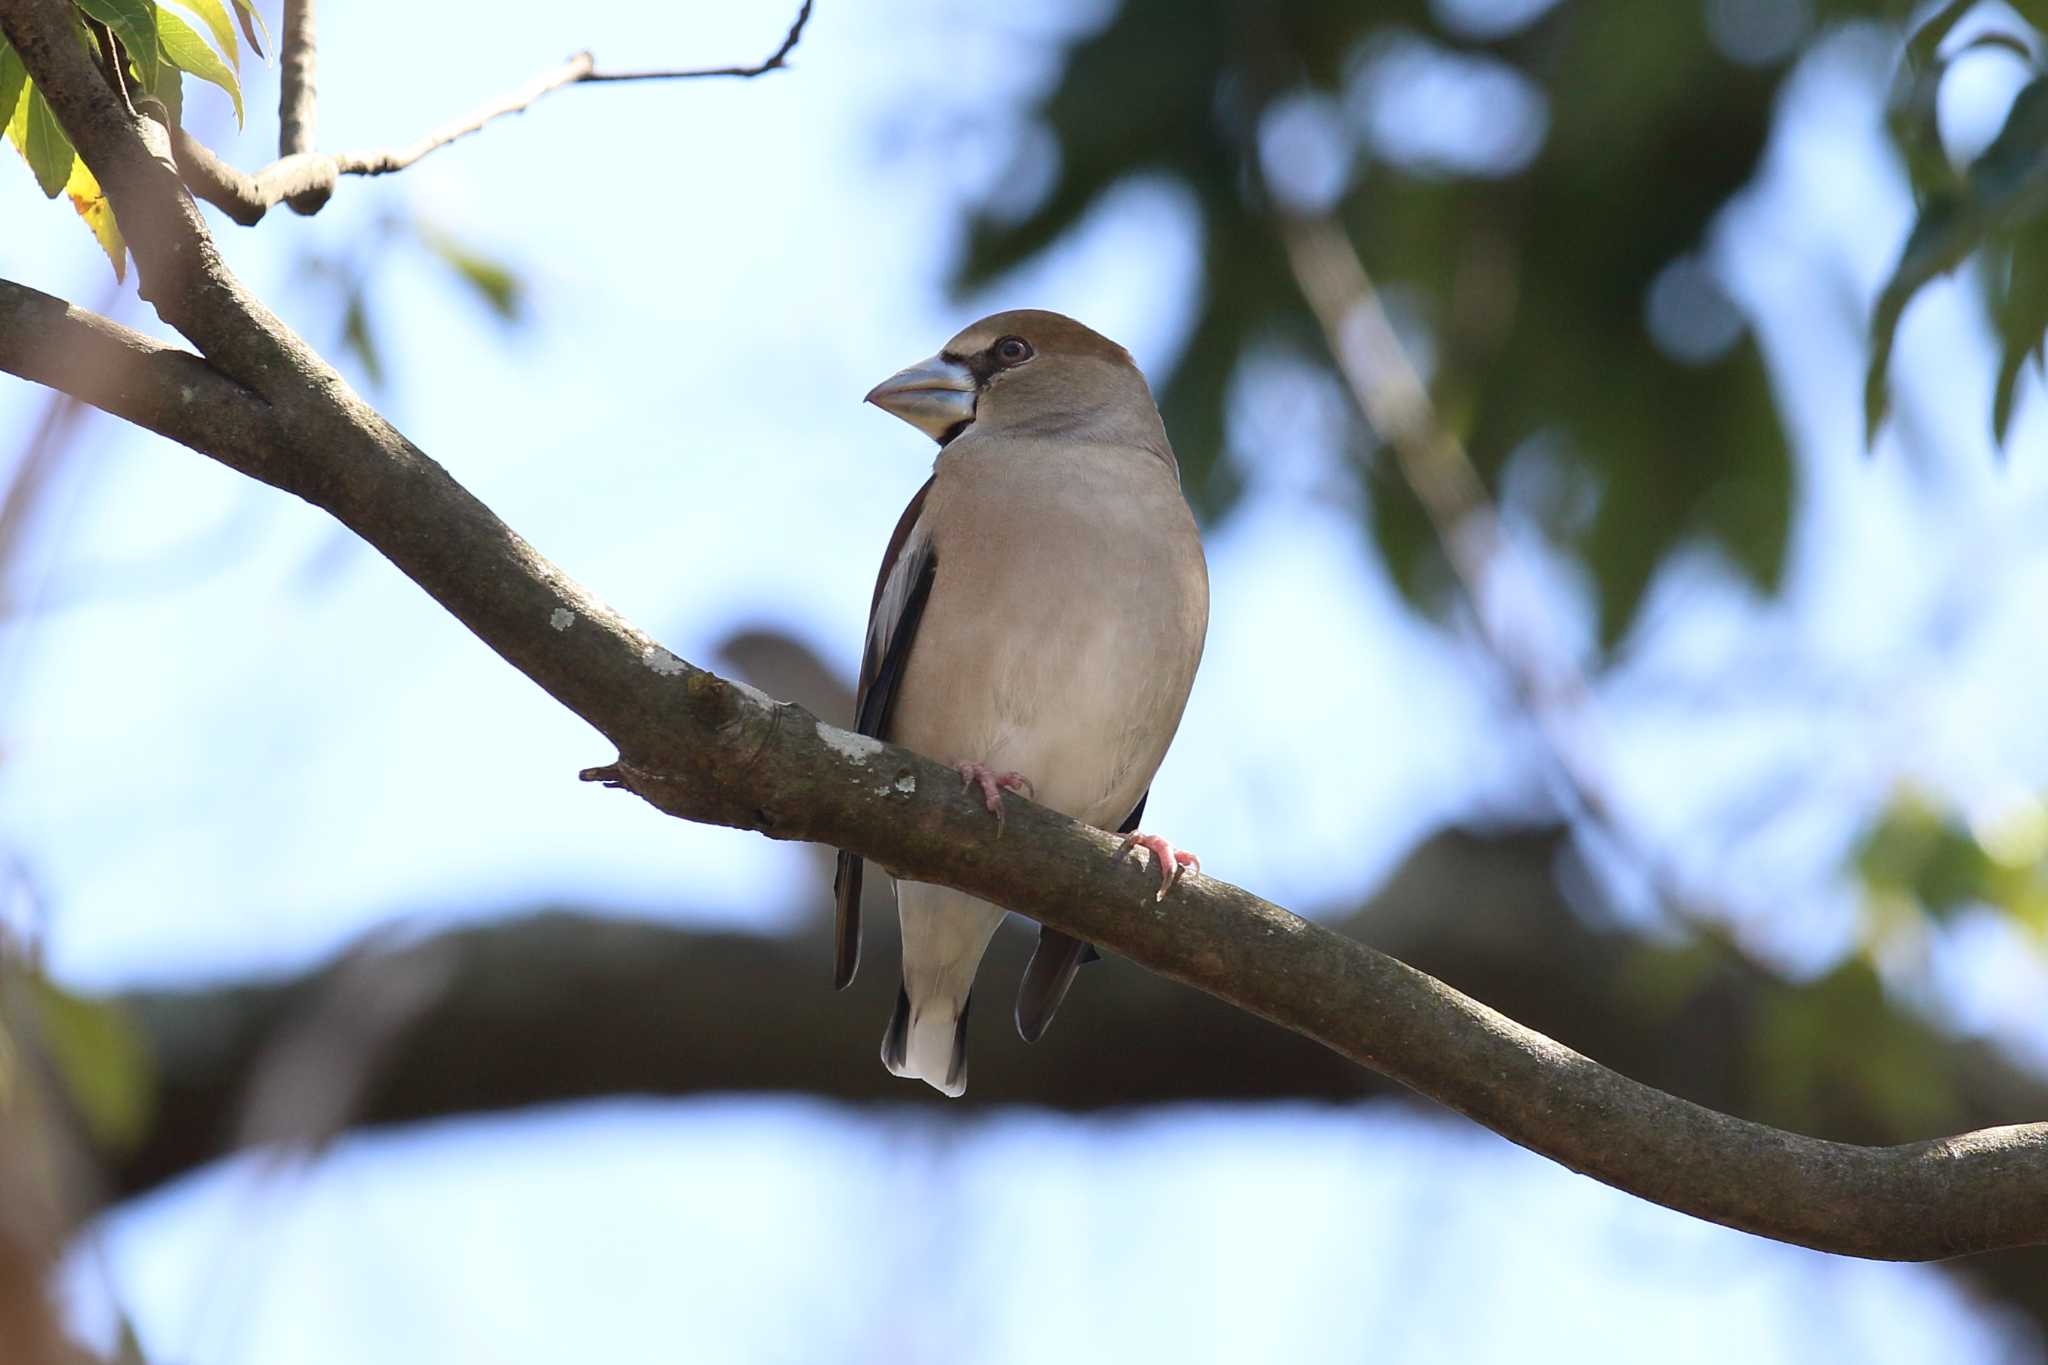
[0, 280, 278, 460]
[95, 829, 2048, 1199]
[5, 0, 2048, 1264]
[170, 1, 814, 226]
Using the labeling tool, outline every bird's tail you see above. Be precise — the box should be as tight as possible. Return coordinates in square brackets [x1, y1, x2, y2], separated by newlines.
[881, 983, 972, 1097]
[884, 885, 1005, 1098]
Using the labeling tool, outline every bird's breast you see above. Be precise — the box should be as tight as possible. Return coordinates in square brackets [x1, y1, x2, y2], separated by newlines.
[888, 444, 1207, 829]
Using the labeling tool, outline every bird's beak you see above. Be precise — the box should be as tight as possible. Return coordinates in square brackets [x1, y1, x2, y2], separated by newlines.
[865, 353, 977, 442]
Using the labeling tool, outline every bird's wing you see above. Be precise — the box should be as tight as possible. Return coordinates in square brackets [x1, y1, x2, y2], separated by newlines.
[831, 477, 937, 989]
[1013, 789, 1147, 1041]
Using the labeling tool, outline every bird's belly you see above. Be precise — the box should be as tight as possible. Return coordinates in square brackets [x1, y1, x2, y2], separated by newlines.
[891, 552, 1194, 830]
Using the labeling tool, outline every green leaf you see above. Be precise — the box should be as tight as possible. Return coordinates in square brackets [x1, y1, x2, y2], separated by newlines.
[148, 59, 182, 124]
[1865, 192, 1966, 442]
[1887, 61, 1959, 205]
[1968, 73, 2048, 205]
[418, 225, 527, 323]
[75, 0, 159, 89]
[161, 0, 236, 71]
[0, 46, 23, 149]
[1989, 227, 2048, 441]
[1867, 76, 2048, 442]
[1881, 25, 2034, 210]
[228, 0, 268, 59]
[1954, 30, 2037, 64]
[8, 83, 76, 198]
[29, 977, 153, 1152]
[1855, 789, 2000, 919]
[156, 5, 240, 125]
[1904, 0, 1979, 74]
[341, 288, 386, 391]
[0, 41, 24, 137]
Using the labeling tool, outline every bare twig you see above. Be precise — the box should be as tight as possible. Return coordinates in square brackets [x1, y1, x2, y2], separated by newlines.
[83, 16, 135, 121]
[1281, 214, 1720, 919]
[277, 0, 315, 155]
[277, 0, 322, 211]
[580, 0, 814, 83]
[1281, 216, 1540, 686]
[173, 1, 815, 226]
[0, 393, 83, 617]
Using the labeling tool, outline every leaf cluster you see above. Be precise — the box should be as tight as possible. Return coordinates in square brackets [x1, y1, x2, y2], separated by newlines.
[1870, 0, 2048, 444]
[1, 0, 262, 277]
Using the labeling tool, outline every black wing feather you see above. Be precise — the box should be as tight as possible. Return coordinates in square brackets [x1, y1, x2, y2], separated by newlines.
[832, 479, 936, 990]
[1013, 790, 1147, 1041]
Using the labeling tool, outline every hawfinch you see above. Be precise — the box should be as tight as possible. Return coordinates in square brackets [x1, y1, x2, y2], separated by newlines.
[834, 309, 1209, 1096]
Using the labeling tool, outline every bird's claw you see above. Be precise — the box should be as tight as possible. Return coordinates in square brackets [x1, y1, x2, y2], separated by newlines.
[1116, 831, 1200, 901]
[957, 761, 1033, 820]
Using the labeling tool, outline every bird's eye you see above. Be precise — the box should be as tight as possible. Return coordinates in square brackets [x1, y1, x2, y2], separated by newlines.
[993, 336, 1034, 366]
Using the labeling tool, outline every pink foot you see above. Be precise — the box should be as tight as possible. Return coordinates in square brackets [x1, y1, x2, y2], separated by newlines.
[957, 761, 1034, 818]
[1116, 832, 1200, 901]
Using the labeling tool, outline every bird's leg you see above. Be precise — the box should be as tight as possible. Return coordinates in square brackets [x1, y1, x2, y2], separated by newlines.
[1115, 832, 1200, 901]
[956, 761, 1034, 819]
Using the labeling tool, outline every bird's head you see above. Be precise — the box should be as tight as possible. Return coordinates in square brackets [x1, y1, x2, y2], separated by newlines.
[864, 309, 1159, 449]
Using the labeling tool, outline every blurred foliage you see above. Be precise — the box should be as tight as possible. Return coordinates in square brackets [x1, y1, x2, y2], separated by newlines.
[957, 0, 1947, 647]
[0, 949, 154, 1162]
[1751, 955, 1963, 1136]
[1623, 933, 1963, 1139]
[959, 0, 2048, 1167]
[1855, 785, 2048, 928]
[1872, 0, 2048, 444]
[415, 223, 528, 324]
[300, 214, 529, 397]
[23, 974, 153, 1152]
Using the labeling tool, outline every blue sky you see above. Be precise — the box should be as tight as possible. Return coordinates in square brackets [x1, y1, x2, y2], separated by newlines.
[5, 1, 2048, 1360]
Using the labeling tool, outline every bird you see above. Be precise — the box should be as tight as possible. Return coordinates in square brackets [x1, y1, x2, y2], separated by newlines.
[832, 309, 1209, 1097]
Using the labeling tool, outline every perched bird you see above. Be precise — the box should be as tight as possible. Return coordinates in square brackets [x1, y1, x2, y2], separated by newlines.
[833, 309, 1209, 1097]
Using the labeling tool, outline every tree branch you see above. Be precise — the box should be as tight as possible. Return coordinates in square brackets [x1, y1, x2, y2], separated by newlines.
[8, 278, 2048, 1267]
[0, 280, 278, 460]
[96, 830, 2048, 1212]
[579, 0, 814, 83]
[170, 0, 814, 226]
[276, 0, 324, 213]
[5, 0, 2048, 1264]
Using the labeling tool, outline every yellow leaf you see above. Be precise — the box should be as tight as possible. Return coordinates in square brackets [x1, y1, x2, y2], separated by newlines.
[66, 155, 126, 282]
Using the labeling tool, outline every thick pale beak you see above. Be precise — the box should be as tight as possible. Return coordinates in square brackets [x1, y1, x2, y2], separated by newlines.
[865, 353, 977, 442]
